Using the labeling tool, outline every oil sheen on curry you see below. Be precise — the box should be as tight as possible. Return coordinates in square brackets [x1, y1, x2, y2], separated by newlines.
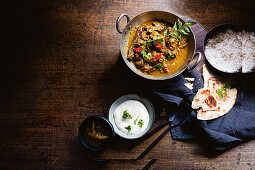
[127, 21, 189, 76]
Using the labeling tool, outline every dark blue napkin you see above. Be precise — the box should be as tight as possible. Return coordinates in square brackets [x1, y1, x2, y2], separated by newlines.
[154, 69, 255, 151]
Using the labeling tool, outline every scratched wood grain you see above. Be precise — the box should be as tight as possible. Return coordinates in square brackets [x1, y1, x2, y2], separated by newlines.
[0, 0, 254, 169]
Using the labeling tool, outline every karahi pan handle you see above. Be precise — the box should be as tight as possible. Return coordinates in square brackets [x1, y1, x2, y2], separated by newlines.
[187, 51, 202, 71]
[116, 13, 130, 34]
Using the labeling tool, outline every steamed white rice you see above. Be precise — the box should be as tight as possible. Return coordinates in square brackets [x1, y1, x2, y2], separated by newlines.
[205, 29, 255, 73]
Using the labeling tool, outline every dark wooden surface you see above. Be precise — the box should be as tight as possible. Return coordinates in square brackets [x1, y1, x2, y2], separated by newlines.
[1, 0, 255, 169]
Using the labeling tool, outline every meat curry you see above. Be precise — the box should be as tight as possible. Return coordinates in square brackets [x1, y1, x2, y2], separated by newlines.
[127, 20, 192, 76]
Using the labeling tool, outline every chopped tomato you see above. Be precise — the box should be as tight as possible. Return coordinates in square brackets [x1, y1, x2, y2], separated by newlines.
[138, 29, 142, 34]
[155, 42, 162, 49]
[153, 53, 162, 62]
[164, 66, 170, 72]
[134, 47, 142, 53]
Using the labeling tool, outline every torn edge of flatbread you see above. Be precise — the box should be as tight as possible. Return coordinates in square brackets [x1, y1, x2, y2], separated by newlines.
[184, 83, 193, 90]
[184, 77, 195, 90]
[191, 65, 237, 120]
[185, 77, 195, 82]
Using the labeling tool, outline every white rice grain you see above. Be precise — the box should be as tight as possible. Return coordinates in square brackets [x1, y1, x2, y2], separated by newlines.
[205, 29, 255, 73]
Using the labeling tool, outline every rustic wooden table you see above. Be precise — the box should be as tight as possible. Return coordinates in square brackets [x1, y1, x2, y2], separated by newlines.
[1, 0, 255, 169]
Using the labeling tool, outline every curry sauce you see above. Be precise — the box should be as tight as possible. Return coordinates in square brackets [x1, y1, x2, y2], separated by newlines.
[127, 21, 189, 76]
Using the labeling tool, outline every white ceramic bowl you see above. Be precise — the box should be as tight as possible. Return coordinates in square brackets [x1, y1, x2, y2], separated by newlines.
[108, 94, 155, 139]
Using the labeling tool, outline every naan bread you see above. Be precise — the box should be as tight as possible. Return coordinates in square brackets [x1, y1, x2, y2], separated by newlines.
[191, 65, 237, 120]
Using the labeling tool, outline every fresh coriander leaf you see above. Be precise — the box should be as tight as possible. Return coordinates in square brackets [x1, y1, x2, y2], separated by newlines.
[147, 39, 153, 46]
[158, 37, 164, 45]
[125, 125, 131, 133]
[164, 28, 168, 36]
[159, 37, 164, 42]
[156, 63, 163, 70]
[183, 22, 196, 27]
[173, 22, 177, 31]
[177, 19, 182, 29]
[134, 116, 139, 125]
[217, 89, 224, 98]
[167, 52, 175, 60]
[138, 119, 144, 128]
[154, 27, 158, 31]
[122, 110, 132, 119]
[145, 53, 151, 59]
[153, 36, 158, 41]
[223, 90, 227, 96]
[223, 83, 231, 90]
[141, 50, 147, 58]
[217, 84, 230, 99]
[143, 41, 147, 46]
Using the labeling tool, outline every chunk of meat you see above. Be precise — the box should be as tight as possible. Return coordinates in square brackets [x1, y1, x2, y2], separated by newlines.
[161, 47, 171, 56]
[137, 39, 145, 46]
[158, 55, 166, 63]
[135, 53, 142, 60]
[172, 49, 179, 56]
[141, 64, 153, 72]
[127, 53, 134, 60]
[149, 31, 160, 39]
[135, 60, 145, 67]
[141, 31, 149, 41]
[178, 37, 188, 48]
[167, 27, 175, 33]
[170, 37, 179, 48]
[152, 22, 165, 32]
[179, 42, 187, 49]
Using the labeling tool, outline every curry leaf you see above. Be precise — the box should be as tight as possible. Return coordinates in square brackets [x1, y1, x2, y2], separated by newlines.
[177, 19, 182, 29]
[178, 29, 189, 35]
[173, 22, 177, 31]
[182, 26, 190, 33]
[170, 32, 181, 40]
[183, 22, 196, 27]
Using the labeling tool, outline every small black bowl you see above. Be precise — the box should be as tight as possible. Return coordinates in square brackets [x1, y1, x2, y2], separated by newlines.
[78, 115, 115, 151]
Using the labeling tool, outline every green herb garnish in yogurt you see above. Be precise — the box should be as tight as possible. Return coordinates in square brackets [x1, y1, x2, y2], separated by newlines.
[125, 125, 131, 133]
[122, 110, 132, 119]
[138, 119, 144, 128]
[134, 116, 139, 125]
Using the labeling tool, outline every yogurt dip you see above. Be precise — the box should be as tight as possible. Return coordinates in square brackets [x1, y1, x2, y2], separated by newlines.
[113, 100, 149, 135]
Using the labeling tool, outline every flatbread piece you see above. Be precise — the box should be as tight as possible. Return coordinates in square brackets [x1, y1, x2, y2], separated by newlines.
[192, 65, 237, 120]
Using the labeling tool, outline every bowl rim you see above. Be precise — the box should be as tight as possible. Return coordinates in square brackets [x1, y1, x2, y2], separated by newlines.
[78, 115, 115, 151]
[108, 94, 155, 139]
